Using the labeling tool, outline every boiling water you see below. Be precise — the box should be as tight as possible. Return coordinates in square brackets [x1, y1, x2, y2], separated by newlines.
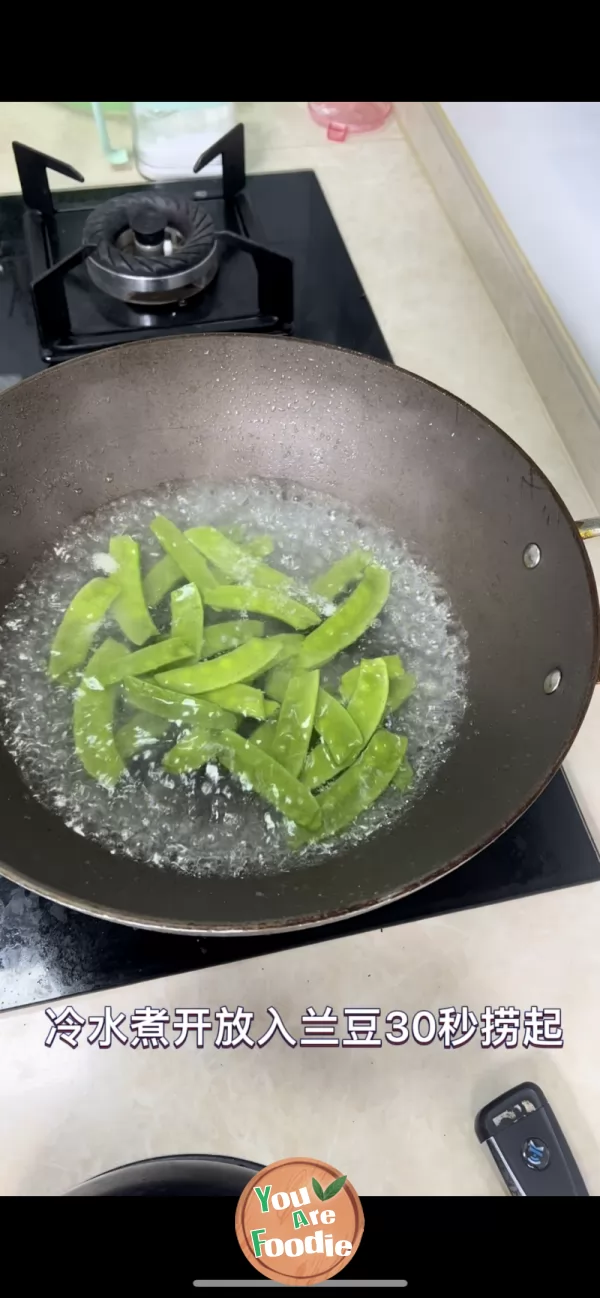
[0, 480, 468, 877]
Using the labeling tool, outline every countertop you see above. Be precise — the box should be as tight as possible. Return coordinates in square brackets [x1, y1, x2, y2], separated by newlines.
[0, 101, 598, 1198]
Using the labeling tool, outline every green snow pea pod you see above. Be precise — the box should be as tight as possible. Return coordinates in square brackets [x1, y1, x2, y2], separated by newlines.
[97, 636, 190, 687]
[155, 637, 282, 694]
[162, 727, 221, 776]
[122, 676, 237, 729]
[164, 729, 321, 830]
[297, 565, 390, 669]
[205, 585, 320, 631]
[186, 526, 289, 588]
[109, 535, 158, 646]
[170, 583, 204, 659]
[73, 638, 129, 785]
[223, 528, 273, 558]
[200, 620, 266, 658]
[392, 757, 414, 793]
[143, 554, 183, 608]
[48, 576, 119, 679]
[244, 535, 274, 559]
[150, 516, 217, 596]
[292, 730, 408, 847]
[115, 711, 171, 762]
[311, 548, 373, 601]
[264, 667, 363, 769]
[388, 673, 416, 711]
[270, 669, 320, 777]
[249, 717, 278, 754]
[339, 654, 404, 704]
[267, 633, 304, 665]
[301, 658, 389, 790]
[223, 524, 245, 544]
[202, 684, 273, 721]
[314, 688, 363, 767]
[347, 658, 389, 742]
[263, 666, 292, 703]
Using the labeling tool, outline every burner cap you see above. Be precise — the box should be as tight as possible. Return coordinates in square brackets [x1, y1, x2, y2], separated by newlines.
[130, 203, 166, 247]
[82, 192, 219, 304]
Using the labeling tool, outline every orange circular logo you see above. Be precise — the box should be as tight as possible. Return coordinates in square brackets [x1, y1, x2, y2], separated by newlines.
[235, 1156, 364, 1286]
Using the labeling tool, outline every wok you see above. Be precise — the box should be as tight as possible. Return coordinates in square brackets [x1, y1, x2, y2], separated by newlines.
[0, 334, 597, 934]
[66, 1153, 263, 1196]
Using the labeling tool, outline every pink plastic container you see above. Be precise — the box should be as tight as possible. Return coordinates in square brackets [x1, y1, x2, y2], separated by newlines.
[308, 102, 392, 142]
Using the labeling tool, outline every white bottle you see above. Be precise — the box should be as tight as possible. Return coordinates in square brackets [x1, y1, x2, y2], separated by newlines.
[90, 101, 236, 179]
[132, 102, 235, 180]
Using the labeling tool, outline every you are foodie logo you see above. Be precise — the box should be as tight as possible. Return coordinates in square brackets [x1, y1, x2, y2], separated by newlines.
[235, 1156, 364, 1286]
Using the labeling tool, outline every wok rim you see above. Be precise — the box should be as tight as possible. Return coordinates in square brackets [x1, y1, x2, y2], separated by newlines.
[0, 333, 598, 936]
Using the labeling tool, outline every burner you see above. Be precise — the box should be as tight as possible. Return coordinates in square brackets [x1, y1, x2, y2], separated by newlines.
[12, 130, 295, 357]
[82, 192, 219, 305]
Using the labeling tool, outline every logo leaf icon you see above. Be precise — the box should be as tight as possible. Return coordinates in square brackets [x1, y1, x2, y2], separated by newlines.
[323, 1174, 348, 1200]
[312, 1176, 325, 1201]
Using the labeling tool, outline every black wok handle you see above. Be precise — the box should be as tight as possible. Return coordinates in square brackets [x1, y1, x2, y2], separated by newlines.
[476, 1082, 588, 1196]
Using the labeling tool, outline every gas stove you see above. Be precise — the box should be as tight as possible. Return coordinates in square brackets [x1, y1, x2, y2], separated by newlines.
[0, 126, 598, 1011]
[12, 127, 297, 360]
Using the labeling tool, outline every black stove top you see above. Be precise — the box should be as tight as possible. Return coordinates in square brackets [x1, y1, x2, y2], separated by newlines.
[0, 127, 598, 1011]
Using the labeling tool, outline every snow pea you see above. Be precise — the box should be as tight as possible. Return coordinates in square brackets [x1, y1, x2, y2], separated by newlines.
[200, 620, 265, 658]
[122, 676, 238, 729]
[205, 585, 320, 630]
[223, 528, 273, 558]
[314, 688, 363, 767]
[392, 757, 414, 793]
[155, 636, 282, 694]
[170, 583, 204, 659]
[115, 711, 171, 762]
[292, 730, 408, 846]
[267, 633, 304, 665]
[143, 536, 274, 610]
[48, 576, 119, 679]
[163, 729, 321, 830]
[73, 638, 129, 785]
[143, 554, 182, 608]
[202, 684, 275, 721]
[249, 717, 278, 754]
[339, 654, 404, 704]
[186, 526, 288, 588]
[263, 666, 293, 703]
[297, 565, 390, 669]
[388, 673, 416, 711]
[162, 728, 220, 776]
[244, 535, 274, 559]
[97, 636, 191, 687]
[150, 516, 217, 596]
[270, 669, 320, 777]
[347, 658, 389, 742]
[223, 524, 245, 544]
[264, 667, 362, 769]
[311, 548, 373, 601]
[109, 536, 158, 646]
[301, 658, 389, 790]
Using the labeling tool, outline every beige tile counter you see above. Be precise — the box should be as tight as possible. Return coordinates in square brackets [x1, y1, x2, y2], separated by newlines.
[0, 102, 598, 1197]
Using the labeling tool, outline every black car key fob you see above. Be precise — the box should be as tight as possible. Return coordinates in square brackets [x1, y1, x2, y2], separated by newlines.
[475, 1082, 588, 1196]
